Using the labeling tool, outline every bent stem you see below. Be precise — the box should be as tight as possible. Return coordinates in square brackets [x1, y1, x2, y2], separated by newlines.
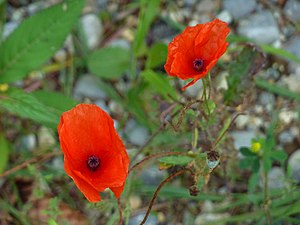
[129, 151, 186, 174]
[139, 169, 188, 225]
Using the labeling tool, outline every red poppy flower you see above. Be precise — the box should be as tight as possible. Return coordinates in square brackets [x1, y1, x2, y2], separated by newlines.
[164, 18, 230, 90]
[57, 104, 129, 202]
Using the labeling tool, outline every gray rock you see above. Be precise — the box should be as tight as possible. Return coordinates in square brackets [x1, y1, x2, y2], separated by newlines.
[281, 73, 300, 93]
[237, 11, 280, 44]
[128, 213, 158, 225]
[73, 74, 107, 100]
[19, 134, 36, 151]
[284, 0, 300, 22]
[125, 120, 149, 146]
[267, 167, 286, 189]
[108, 38, 131, 50]
[139, 166, 167, 186]
[217, 10, 233, 24]
[3, 22, 19, 39]
[94, 100, 109, 113]
[231, 130, 256, 150]
[80, 14, 103, 50]
[259, 92, 275, 111]
[223, 0, 257, 19]
[278, 130, 294, 144]
[288, 149, 300, 183]
[284, 36, 300, 59]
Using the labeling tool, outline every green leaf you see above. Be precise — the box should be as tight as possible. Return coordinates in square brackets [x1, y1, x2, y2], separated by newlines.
[0, 88, 60, 128]
[271, 150, 288, 164]
[203, 99, 216, 115]
[158, 155, 193, 166]
[240, 158, 254, 169]
[0, 133, 9, 174]
[224, 46, 263, 105]
[141, 70, 177, 100]
[248, 172, 259, 193]
[133, 0, 160, 55]
[263, 156, 272, 172]
[0, 0, 84, 83]
[240, 147, 256, 157]
[0, 0, 5, 43]
[88, 47, 130, 79]
[261, 44, 300, 64]
[146, 42, 168, 69]
[255, 78, 300, 101]
[31, 90, 78, 112]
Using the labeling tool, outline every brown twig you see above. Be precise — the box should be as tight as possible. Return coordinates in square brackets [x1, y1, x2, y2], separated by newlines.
[118, 198, 123, 225]
[139, 168, 188, 225]
[0, 151, 61, 178]
[212, 112, 246, 150]
[129, 151, 186, 174]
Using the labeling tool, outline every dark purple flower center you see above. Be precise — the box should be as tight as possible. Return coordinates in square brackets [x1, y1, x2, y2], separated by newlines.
[193, 58, 204, 72]
[87, 155, 100, 171]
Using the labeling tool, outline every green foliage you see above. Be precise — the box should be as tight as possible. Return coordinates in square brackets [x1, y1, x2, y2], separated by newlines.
[133, 0, 160, 55]
[88, 47, 131, 79]
[0, 0, 84, 83]
[158, 155, 193, 166]
[141, 70, 178, 100]
[0, 88, 60, 128]
[146, 42, 168, 69]
[0, 133, 9, 174]
[261, 44, 300, 64]
[224, 46, 257, 104]
[255, 78, 300, 101]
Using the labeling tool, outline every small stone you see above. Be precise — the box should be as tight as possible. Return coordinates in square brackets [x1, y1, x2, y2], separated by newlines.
[231, 130, 256, 150]
[284, 36, 300, 59]
[3, 22, 19, 39]
[125, 120, 149, 146]
[217, 10, 232, 24]
[284, 0, 300, 22]
[38, 127, 55, 149]
[128, 213, 158, 225]
[281, 73, 300, 93]
[267, 167, 286, 189]
[19, 134, 36, 151]
[237, 11, 280, 44]
[216, 72, 228, 91]
[279, 109, 298, 124]
[139, 166, 167, 186]
[195, 213, 230, 225]
[180, 79, 203, 99]
[80, 14, 103, 50]
[73, 74, 107, 100]
[288, 149, 300, 183]
[108, 38, 130, 50]
[234, 115, 250, 129]
[279, 130, 294, 144]
[259, 92, 275, 111]
[94, 100, 109, 113]
[223, 0, 256, 19]
[129, 195, 142, 210]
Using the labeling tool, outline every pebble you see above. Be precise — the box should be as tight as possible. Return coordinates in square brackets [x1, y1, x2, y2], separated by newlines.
[231, 130, 256, 150]
[38, 127, 55, 149]
[216, 72, 229, 91]
[234, 115, 250, 129]
[284, 36, 300, 59]
[279, 109, 298, 125]
[288, 149, 300, 183]
[217, 10, 232, 24]
[139, 166, 167, 186]
[267, 167, 286, 189]
[284, 0, 300, 22]
[19, 134, 36, 151]
[73, 74, 107, 100]
[3, 21, 19, 39]
[223, 0, 256, 20]
[278, 130, 294, 144]
[237, 11, 280, 44]
[258, 92, 275, 111]
[129, 195, 142, 210]
[125, 120, 149, 146]
[195, 212, 229, 225]
[108, 38, 131, 50]
[94, 100, 109, 113]
[180, 79, 203, 99]
[80, 14, 103, 50]
[281, 73, 300, 93]
[128, 213, 158, 225]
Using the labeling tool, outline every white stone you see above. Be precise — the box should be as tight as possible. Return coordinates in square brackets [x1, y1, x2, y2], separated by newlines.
[80, 14, 103, 50]
[288, 149, 300, 182]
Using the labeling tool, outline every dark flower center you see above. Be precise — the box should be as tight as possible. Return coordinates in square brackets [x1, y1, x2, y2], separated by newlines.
[87, 155, 100, 171]
[193, 58, 204, 72]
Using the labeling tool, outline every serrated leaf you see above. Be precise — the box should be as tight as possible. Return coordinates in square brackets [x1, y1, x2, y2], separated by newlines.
[0, 133, 9, 174]
[158, 155, 193, 166]
[0, 88, 60, 128]
[31, 90, 78, 112]
[141, 70, 177, 100]
[146, 42, 167, 69]
[0, 0, 84, 83]
[88, 47, 130, 79]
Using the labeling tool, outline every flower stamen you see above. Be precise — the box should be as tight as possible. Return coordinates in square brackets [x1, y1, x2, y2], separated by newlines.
[87, 155, 100, 171]
[193, 58, 204, 72]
